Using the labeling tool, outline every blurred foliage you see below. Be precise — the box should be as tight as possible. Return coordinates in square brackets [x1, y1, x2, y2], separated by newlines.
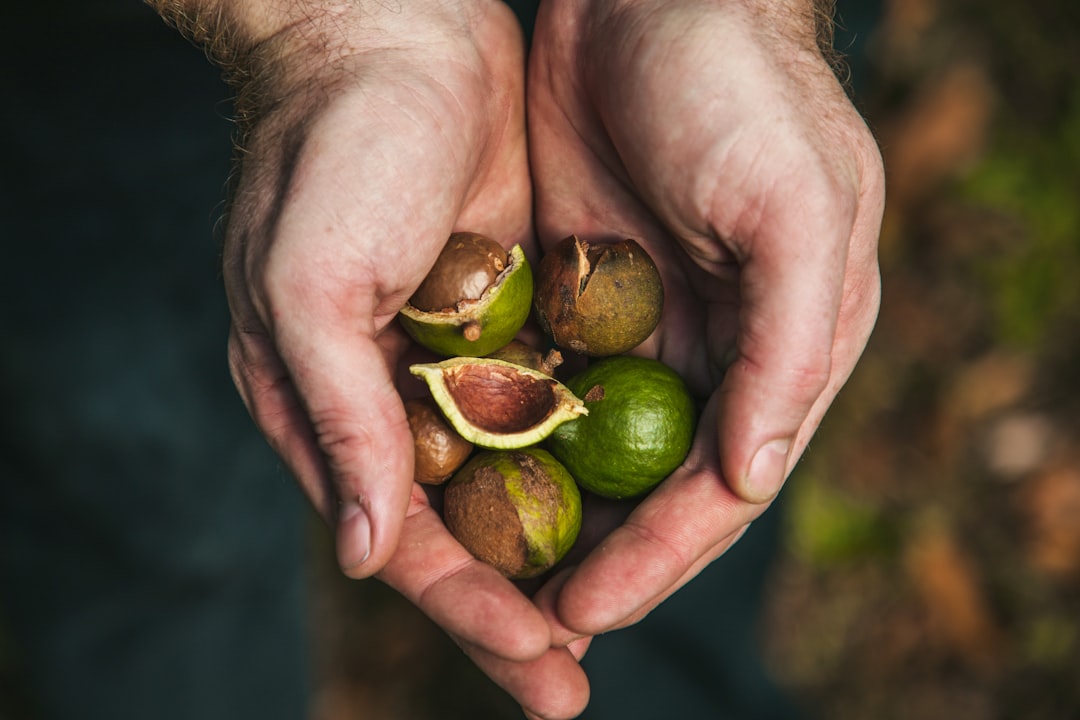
[962, 92, 1080, 348]
[784, 465, 896, 566]
[763, 1, 1080, 719]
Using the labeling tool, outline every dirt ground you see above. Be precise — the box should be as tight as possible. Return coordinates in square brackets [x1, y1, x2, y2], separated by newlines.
[759, 1, 1080, 718]
[307, 1, 1080, 718]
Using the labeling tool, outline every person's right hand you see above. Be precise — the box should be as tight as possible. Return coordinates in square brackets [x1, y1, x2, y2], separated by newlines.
[203, 1, 589, 716]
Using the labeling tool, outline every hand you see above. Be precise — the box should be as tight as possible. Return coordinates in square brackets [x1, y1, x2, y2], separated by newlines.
[526, 0, 885, 643]
[211, 2, 588, 716]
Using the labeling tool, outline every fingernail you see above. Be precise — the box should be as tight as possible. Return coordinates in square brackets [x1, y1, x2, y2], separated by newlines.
[338, 496, 371, 570]
[745, 438, 791, 502]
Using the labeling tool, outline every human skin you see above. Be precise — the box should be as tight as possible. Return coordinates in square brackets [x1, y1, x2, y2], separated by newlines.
[147, 0, 884, 718]
[525, 0, 885, 659]
[149, 1, 589, 717]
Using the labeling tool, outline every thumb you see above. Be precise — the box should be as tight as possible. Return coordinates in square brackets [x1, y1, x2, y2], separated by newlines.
[229, 304, 415, 577]
[717, 198, 852, 504]
[284, 327, 415, 576]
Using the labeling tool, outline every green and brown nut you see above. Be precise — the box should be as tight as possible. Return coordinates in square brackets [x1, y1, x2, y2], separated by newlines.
[443, 448, 582, 579]
[398, 233, 533, 357]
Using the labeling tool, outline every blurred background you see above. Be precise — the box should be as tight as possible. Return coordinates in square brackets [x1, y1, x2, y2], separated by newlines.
[3, 0, 1079, 718]
[760, 1, 1080, 718]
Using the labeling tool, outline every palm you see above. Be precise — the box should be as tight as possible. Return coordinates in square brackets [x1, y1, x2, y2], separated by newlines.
[222, 7, 592, 717]
[526, 4, 761, 394]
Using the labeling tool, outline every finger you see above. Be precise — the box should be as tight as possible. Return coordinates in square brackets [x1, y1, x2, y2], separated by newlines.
[300, 332, 414, 576]
[709, 157, 861, 502]
[377, 485, 552, 662]
[555, 399, 762, 635]
[231, 272, 415, 577]
[719, 120, 888, 504]
[558, 470, 759, 636]
[529, 568, 593, 663]
[792, 151, 886, 450]
[536, 501, 748, 649]
[228, 324, 330, 504]
[531, 520, 707, 652]
[460, 641, 591, 720]
[380, 499, 590, 720]
[566, 635, 593, 662]
[530, 566, 587, 649]
[573, 524, 750, 636]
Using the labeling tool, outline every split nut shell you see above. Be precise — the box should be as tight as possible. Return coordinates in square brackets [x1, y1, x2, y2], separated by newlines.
[409, 357, 587, 449]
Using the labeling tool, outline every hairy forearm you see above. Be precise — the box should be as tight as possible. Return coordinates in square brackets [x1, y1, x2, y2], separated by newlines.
[144, 1, 293, 69]
[144, 0, 332, 130]
[145, 0, 499, 134]
[145, 0, 497, 69]
[811, 0, 844, 83]
[739, 0, 840, 68]
[729, 0, 846, 86]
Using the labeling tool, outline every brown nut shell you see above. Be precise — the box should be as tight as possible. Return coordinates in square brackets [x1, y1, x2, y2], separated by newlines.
[405, 397, 474, 485]
[485, 340, 564, 377]
[443, 448, 581, 579]
[534, 235, 663, 356]
[409, 232, 508, 312]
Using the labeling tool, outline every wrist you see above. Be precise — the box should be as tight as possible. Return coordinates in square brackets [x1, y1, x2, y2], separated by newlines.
[147, 0, 514, 136]
[578, 0, 831, 57]
[735, 0, 842, 80]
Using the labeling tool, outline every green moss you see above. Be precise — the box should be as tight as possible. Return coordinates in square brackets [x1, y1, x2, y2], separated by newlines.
[784, 472, 894, 566]
[960, 93, 1080, 348]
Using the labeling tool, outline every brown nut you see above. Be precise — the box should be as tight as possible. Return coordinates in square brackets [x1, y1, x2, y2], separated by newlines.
[533, 235, 663, 356]
[405, 397, 474, 485]
[409, 232, 507, 312]
[485, 339, 564, 377]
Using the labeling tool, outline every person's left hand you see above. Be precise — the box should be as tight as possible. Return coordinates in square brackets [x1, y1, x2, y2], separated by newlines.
[524, 0, 886, 652]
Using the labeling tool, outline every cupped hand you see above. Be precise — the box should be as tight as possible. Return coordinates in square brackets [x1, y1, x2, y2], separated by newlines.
[218, 2, 588, 716]
[527, 0, 886, 641]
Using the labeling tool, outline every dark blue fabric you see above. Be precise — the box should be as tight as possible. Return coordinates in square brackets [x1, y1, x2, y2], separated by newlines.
[581, 502, 805, 720]
[0, 5, 309, 718]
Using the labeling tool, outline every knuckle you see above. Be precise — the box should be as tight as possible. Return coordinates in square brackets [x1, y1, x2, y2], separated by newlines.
[622, 519, 696, 576]
[310, 410, 375, 476]
[785, 355, 834, 405]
